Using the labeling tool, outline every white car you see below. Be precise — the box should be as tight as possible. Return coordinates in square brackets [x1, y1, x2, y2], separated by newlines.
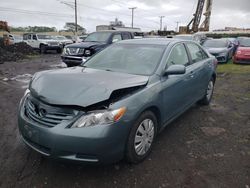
[23, 33, 62, 54]
[53, 35, 73, 47]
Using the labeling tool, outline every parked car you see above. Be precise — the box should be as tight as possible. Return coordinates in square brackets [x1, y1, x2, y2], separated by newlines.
[18, 38, 217, 164]
[228, 38, 239, 55]
[233, 37, 250, 64]
[202, 38, 234, 63]
[61, 31, 134, 67]
[23, 33, 62, 54]
[173, 32, 207, 44]
[53, 35, 73, 47]
[3, 33, 23, 44]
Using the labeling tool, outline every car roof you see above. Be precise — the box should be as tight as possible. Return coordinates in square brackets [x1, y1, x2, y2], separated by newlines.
[118, 38, 187, 46]
[92, 30, 132, 33]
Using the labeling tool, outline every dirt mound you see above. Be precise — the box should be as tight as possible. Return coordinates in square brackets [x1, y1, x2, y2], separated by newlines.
[0, 39, 38, 64]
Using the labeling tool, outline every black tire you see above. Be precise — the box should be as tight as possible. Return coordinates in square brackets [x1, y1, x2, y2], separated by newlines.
[198, 78, 215, 105]
[57, 48, 62, 54]
[40, 44, 46, 54]
[125, 111, 157, 164]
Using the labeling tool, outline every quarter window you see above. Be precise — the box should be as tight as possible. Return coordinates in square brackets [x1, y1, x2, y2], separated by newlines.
[186, 43, 208, 63]
[167, 44, 189, 66]
[122, 33, 131, 40]
[112, 34, 122, 42]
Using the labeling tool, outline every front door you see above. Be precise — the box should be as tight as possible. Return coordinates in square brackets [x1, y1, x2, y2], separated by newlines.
[160, 43, 195, 124]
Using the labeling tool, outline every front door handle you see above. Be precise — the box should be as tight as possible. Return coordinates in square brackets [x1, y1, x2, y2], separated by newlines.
[189, 71, 195, 78]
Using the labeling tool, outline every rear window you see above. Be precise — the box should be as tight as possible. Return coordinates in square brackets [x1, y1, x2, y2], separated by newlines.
[186, 43, 208, 63]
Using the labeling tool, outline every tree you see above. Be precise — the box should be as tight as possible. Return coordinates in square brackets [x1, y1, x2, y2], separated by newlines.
[64, 22, 86, 35]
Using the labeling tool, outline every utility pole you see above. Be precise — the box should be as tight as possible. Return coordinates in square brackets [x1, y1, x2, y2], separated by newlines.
[75, 0, 77, 35]
[129, 7, 137, 28]
[159, 16, 165, 31]
[176, 21, 180, 32]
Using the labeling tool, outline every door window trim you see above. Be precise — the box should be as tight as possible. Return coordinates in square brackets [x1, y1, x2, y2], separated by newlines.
[164, 42, 191, 70]
[184, 42, 209, 65]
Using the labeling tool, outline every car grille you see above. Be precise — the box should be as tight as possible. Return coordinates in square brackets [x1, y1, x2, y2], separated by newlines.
[211, 53, 219, 57]
[24, 96, 77, 128]
[66, 48, 84, 55]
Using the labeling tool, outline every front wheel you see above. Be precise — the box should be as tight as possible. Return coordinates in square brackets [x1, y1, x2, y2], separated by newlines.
[40, 45, 46, 54]
[198, 78, 214, 105]
[125, 111, 157, 163]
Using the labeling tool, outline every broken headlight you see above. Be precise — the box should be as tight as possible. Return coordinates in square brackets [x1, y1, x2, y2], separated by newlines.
[71, 107, 126, 128]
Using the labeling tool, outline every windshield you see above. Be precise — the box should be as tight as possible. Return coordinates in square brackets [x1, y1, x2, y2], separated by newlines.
[55, 36, 66, 40]
[203, 40, 228, 48]
[14, 35, 23, 40]
[85, 32, 111, 42]
[37, 35, 53, 40]
[174, 35, 193, 40]
[239, 38, 250, 47]
[84, 44, 165, 76]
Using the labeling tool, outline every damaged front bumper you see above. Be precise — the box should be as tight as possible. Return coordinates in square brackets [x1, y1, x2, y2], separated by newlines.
[18, 95, 131, 164]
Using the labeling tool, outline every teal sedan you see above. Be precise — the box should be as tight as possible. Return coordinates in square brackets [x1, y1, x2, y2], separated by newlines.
[18, 39, 217, 164]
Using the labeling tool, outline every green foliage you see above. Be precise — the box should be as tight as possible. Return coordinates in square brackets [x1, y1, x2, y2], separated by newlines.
[217, 60, 250, 74]
[63, 22, 86, 34]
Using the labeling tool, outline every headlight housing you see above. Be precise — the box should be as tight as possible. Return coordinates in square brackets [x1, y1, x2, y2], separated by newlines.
[63, 47, 68, 55]
[71, 107, 126, 128]
[84, 49, 91, 56]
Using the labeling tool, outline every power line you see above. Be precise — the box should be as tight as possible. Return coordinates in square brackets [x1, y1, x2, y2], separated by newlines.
[0, 7, 74, 18]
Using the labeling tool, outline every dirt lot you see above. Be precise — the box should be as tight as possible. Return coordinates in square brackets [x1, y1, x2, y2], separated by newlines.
[0, 55, 249, 188]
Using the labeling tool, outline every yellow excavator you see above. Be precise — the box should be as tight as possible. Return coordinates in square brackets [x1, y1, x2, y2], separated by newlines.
[179, 0, 212, 34]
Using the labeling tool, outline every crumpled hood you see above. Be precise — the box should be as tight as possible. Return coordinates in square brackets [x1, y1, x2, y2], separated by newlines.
[30, 67, 149, 107]
[205, 47, 228, 54]
[66, 41, 105, 49]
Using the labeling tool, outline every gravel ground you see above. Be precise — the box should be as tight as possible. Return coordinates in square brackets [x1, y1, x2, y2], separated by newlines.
[0, 55, 249, 188]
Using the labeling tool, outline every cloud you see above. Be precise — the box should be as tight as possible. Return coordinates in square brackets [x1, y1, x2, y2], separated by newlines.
[0, 0, 249, 32]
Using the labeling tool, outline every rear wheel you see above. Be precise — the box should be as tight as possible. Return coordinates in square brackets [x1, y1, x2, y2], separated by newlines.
[125, 111, 157, 163]
[198, 78, 214, 105]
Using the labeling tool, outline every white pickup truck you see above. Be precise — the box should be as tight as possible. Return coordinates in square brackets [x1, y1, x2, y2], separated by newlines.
[23, 33, 62, 53]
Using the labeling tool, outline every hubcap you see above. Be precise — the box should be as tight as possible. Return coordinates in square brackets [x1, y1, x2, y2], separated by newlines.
[134, 119, 155, 156]
[206, 81, 214, 100]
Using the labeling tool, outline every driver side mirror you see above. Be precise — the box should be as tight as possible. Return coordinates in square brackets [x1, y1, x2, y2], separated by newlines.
[164, 65, 186, 76]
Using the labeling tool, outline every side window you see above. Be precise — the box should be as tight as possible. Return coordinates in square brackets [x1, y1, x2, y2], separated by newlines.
[166, 44, 189, 66]
[112, 34, 122, 43]
[33, 35, 37, 40]
[28, 34, 32, 40]
[186, 43, 207, 63]
[122, 33, 131, 40]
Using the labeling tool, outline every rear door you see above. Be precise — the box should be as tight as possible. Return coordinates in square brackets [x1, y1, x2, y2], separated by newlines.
[185, 42, 212, 101]
[31, 34, 39, 48]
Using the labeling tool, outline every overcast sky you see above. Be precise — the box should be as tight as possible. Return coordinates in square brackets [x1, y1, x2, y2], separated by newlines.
[1, 0, 250, 32]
